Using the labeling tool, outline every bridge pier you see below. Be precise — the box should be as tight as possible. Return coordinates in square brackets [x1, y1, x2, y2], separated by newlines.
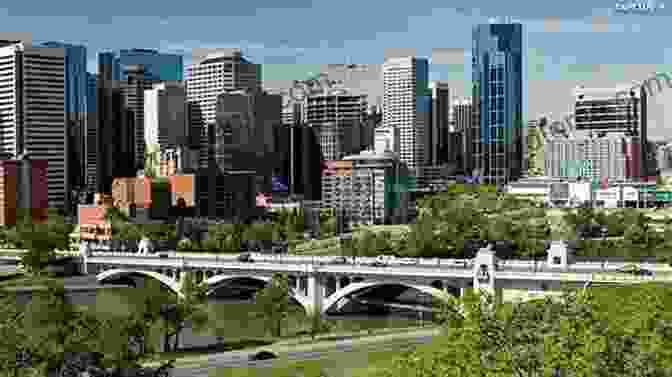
[473, 246, 502, 305]
[305, 268, 324, 316]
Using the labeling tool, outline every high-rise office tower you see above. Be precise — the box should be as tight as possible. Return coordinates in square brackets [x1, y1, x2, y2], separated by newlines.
[472, 22, 524, 185]
[41, 42, 87, 197]
[97, 53, 135, 194]
[306, 90, 368, 160]
[121, 64, 158, 169]
[101, 48, 183, 82]
[85, 73, 98, 190]
[144, 82, 188, 152]
[452, 98, 473, 175]
[0, 42, 68, 210]
[212, 89, 282, 193]
[382, 56, 431, 177]
[302, 125, 323, 201]
[429, 81, 450, 165]
[186, 49, 262, 169]
[374, 126, 400, 155]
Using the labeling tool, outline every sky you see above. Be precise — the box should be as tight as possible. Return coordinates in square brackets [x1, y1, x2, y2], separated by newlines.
[1, 0, 672, 138]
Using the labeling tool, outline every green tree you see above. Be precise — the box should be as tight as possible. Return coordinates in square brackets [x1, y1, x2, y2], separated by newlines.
[372, 285, 672, 377]
[155, 271, 210, 352]
[254, 273, 293, 338]
[0, 291, 32, 377]
[405, 218, 441, 258]
[14, 212, 73, 275]
[356, 230, 378, 257]
[18, 280, 105, 375]
[307, 311, 334, 341]
[244, 222, 275, 251]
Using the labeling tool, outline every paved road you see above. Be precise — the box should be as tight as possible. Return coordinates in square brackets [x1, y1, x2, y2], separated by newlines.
[0, 264, 18, 274]
[169, 330, 437, 377]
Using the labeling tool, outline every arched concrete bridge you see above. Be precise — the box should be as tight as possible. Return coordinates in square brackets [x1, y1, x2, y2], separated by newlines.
[96, 268, 456, 315]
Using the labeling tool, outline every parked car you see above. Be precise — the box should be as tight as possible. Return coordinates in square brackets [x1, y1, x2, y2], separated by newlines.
[371, 256, 388, 267]
[249, 350, 277, 361]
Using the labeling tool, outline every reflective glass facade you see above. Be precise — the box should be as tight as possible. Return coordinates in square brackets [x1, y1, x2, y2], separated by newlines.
[98, 49, 183, 82]
[41, 42, 87, 117]
[472, 23, 524, 184]
[41, 42, 88, 192]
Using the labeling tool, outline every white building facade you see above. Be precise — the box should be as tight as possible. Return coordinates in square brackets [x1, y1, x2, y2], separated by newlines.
[186, 49, 261, 169]
[382, 56, 430, 178]
[0, 42, 68, 209]
[374, 126, 400, 155]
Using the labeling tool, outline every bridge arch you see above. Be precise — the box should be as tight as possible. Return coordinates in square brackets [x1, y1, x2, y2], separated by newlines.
[321, 281, 453, 315]
[96, 269, 184, 299]
[204, 275, 312, 314]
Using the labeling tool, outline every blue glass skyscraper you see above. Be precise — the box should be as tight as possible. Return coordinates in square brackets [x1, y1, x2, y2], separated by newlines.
[86, 72, 97, 189]
[41, 42, 88, 198]
[98, 49, 183, 82]
[471, 23, 524, 185]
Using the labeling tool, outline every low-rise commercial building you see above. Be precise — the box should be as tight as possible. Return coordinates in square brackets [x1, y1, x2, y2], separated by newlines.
[0, 156, 49, 225]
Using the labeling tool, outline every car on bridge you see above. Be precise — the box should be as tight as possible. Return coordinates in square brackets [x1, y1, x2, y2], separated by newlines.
[370, 255, 395, 267]
[238, 252, 254, 263]
[330, 256, 348, 264]
[618, 264, 654, 276]
[397, 257, 420, 266]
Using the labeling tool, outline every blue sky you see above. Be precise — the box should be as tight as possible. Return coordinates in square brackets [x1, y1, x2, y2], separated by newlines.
[2, 0, 672, 137]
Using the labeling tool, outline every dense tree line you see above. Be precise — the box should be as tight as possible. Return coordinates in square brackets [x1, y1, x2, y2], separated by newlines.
[391, 185, 551, 260]
[0, 280, 176, 377]
[369, 284, 672, 377]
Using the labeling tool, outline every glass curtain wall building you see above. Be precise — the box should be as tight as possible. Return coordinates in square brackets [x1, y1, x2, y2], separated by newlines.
[471, 23, 524, 186]
[41, 42, 87, 198]
[100, 49, 183, 82]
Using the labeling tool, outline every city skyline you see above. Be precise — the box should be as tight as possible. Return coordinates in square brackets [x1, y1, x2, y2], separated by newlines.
[3, 1, 672, 138]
